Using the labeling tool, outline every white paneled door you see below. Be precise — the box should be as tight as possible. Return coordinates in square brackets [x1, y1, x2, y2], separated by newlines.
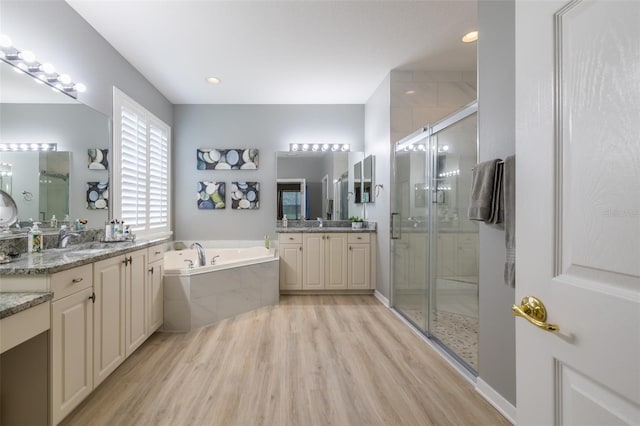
[516, 0, 640, 424]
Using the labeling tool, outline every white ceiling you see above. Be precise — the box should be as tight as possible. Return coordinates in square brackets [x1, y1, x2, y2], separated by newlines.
[66, 1, 477, 105]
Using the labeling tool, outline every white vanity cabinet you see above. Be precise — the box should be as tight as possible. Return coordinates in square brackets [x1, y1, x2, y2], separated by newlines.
[278, 234, 303, 291]
[147, 245, 165, 334]
[93, 255, 126, 386]
[93, 248, 149, 389]
[303, 233, 348, 290]
[348, 233, 371, 289]
[50, 264, 94, 425]
[279, 231, 375, 293]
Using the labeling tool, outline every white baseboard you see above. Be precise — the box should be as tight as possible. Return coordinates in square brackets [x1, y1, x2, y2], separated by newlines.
[475, 378, 516, 424]
[373, 290, 389, 307]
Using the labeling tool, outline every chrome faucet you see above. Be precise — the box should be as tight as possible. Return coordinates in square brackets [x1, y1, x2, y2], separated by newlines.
[317, 217, 324, 228]
[210, 255, 220, 265]
[58, 227, 80, 248]
[191, 242, 206, 267]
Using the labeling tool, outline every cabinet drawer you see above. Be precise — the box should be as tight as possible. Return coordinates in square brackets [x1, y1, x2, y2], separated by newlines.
[348, 233, 370, 244]
[148, 244, 166, 264]
[279, 233, 302, 244]
[51, 264, 93, 300]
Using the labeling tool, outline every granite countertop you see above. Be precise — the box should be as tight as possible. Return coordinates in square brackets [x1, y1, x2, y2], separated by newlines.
[0, 292, 53, 319]
[0, 237, 170, 276]
[276, 226, 375, 233]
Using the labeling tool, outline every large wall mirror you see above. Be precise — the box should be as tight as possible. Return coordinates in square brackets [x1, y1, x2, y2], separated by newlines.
[0, 61, 110, 229]
[276, 151, 364, 221]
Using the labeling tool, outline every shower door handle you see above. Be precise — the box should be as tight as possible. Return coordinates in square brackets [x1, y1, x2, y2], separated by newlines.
[391, 213, 401, 240]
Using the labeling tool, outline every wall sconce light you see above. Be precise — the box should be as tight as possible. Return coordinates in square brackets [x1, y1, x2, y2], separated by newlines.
[0, 34, 86, 99]
[290, 143, 350, 152]
[0, 143, 58, 152]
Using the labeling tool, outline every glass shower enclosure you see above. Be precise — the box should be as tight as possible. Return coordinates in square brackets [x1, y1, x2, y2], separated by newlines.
[391, 102, 479, 373]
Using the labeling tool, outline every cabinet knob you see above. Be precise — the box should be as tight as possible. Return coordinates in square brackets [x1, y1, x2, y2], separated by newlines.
[88, 292, 96, 303]
[71, 277, 83, 283]
[155, 251, 162, 255]
[148, 266, 154, 274]
[349, 246, 352, 251]
[299, 247, 302, 251]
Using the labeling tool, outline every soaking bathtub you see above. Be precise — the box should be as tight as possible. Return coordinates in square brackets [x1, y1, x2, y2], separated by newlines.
[163, 244, 279, 331]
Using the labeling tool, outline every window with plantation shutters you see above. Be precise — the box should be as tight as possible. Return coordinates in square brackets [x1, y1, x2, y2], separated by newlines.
[113, 88, 171, 237]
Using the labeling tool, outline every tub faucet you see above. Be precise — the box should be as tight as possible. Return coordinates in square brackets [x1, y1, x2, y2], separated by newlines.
[317, 217, 323, 228]
[191, 242, 206, 267]
[210, 255, 220, 265]
[58, 227, 80, 248]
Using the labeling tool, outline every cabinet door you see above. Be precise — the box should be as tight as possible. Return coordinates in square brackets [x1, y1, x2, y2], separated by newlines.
[279, 243, 302, 290]
[93, 256, 126, 387]
[325, 234, 348, 289]
[348, 244, 371, 289]
[147, 260, 164, 334]
[303, 234, 325, 289]
[51, 287, 93, 425]
[126, 249, 148, 356]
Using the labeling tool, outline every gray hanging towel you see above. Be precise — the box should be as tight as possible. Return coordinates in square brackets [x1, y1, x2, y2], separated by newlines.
[503, 155, 516, 287]
[468, 158, 503, 223]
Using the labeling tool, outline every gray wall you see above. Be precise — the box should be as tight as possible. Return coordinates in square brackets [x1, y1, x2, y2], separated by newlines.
[0, 0, 172, 125]
[173, 105, 364, 241]
[477, 0, 517, 406]
[364, 76, 391, 298]
[1, 104, 110, 226]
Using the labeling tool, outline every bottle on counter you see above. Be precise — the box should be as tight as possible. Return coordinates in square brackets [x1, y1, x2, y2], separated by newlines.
[28, 222, 43, 253]
[50, 214, 58, 228]
[282, 214, 288, 228]
[264, 234, 270, 249]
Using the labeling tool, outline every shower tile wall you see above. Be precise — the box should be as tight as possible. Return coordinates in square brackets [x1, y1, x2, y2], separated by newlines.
[390, 70, 477, 144]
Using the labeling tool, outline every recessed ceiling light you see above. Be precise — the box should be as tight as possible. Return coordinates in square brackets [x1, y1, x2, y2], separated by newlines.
[405, 90, 416, 95]
[206, 77, 221, 84]
[462, 30, 478, 43]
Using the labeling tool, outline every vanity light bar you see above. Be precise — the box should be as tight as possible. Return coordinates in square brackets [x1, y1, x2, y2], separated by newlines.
[289, 143, 350, 152]
[0, 34, 86, 99]
[0, 143, 58, 152]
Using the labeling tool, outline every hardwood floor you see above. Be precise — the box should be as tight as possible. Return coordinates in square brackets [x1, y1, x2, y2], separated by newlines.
[62, 295, 509, 426]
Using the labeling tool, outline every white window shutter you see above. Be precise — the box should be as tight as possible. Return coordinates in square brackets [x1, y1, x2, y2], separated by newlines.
[113, 88, 171, 237]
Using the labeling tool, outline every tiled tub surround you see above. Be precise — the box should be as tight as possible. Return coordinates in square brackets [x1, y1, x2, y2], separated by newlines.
[163, 243, 279, 332]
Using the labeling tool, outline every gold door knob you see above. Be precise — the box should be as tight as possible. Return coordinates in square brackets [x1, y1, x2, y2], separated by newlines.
[512, 296, 560, 332]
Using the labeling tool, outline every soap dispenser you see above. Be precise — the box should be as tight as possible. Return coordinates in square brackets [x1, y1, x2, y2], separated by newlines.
[28, 222, 43, 253]
[50, 214, 58, 228]
[282, 214, 288, 228]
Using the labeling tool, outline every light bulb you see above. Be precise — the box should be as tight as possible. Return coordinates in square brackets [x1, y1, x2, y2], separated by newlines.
[332, 144, 339, 151]
[10, 144, 18, 150]
[342, 144, 349, 151]
[59, 74, 71, 84]
[19, 50, 36, 63]
[0, 34, 12, 48]
[462, 30, 478, 43]
[20, 144, 28, 150]
[322, 144, 329, 151]
[41, 62, 55, 74]
[312, 144, 319, 151]
[41, 144, 50, 150]
[291, 144, 299, 151]
[74, 83, 87, 93]
[302, 144, 309, 151]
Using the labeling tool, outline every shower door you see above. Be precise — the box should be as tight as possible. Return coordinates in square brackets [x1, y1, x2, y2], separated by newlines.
[391, 130, 431, 332]
[392, 103, 479, 373]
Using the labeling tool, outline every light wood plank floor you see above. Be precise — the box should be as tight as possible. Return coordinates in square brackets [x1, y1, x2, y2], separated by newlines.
[62, 295, 509, 426]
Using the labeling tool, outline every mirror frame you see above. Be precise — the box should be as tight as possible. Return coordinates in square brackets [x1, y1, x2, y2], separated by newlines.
[362, 154, 375, 203]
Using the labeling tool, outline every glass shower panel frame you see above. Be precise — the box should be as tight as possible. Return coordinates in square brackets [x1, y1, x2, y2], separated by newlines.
[391, 129, 431, 332]
[428, 107, 479, 373]
[391, 102, 479, 375]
